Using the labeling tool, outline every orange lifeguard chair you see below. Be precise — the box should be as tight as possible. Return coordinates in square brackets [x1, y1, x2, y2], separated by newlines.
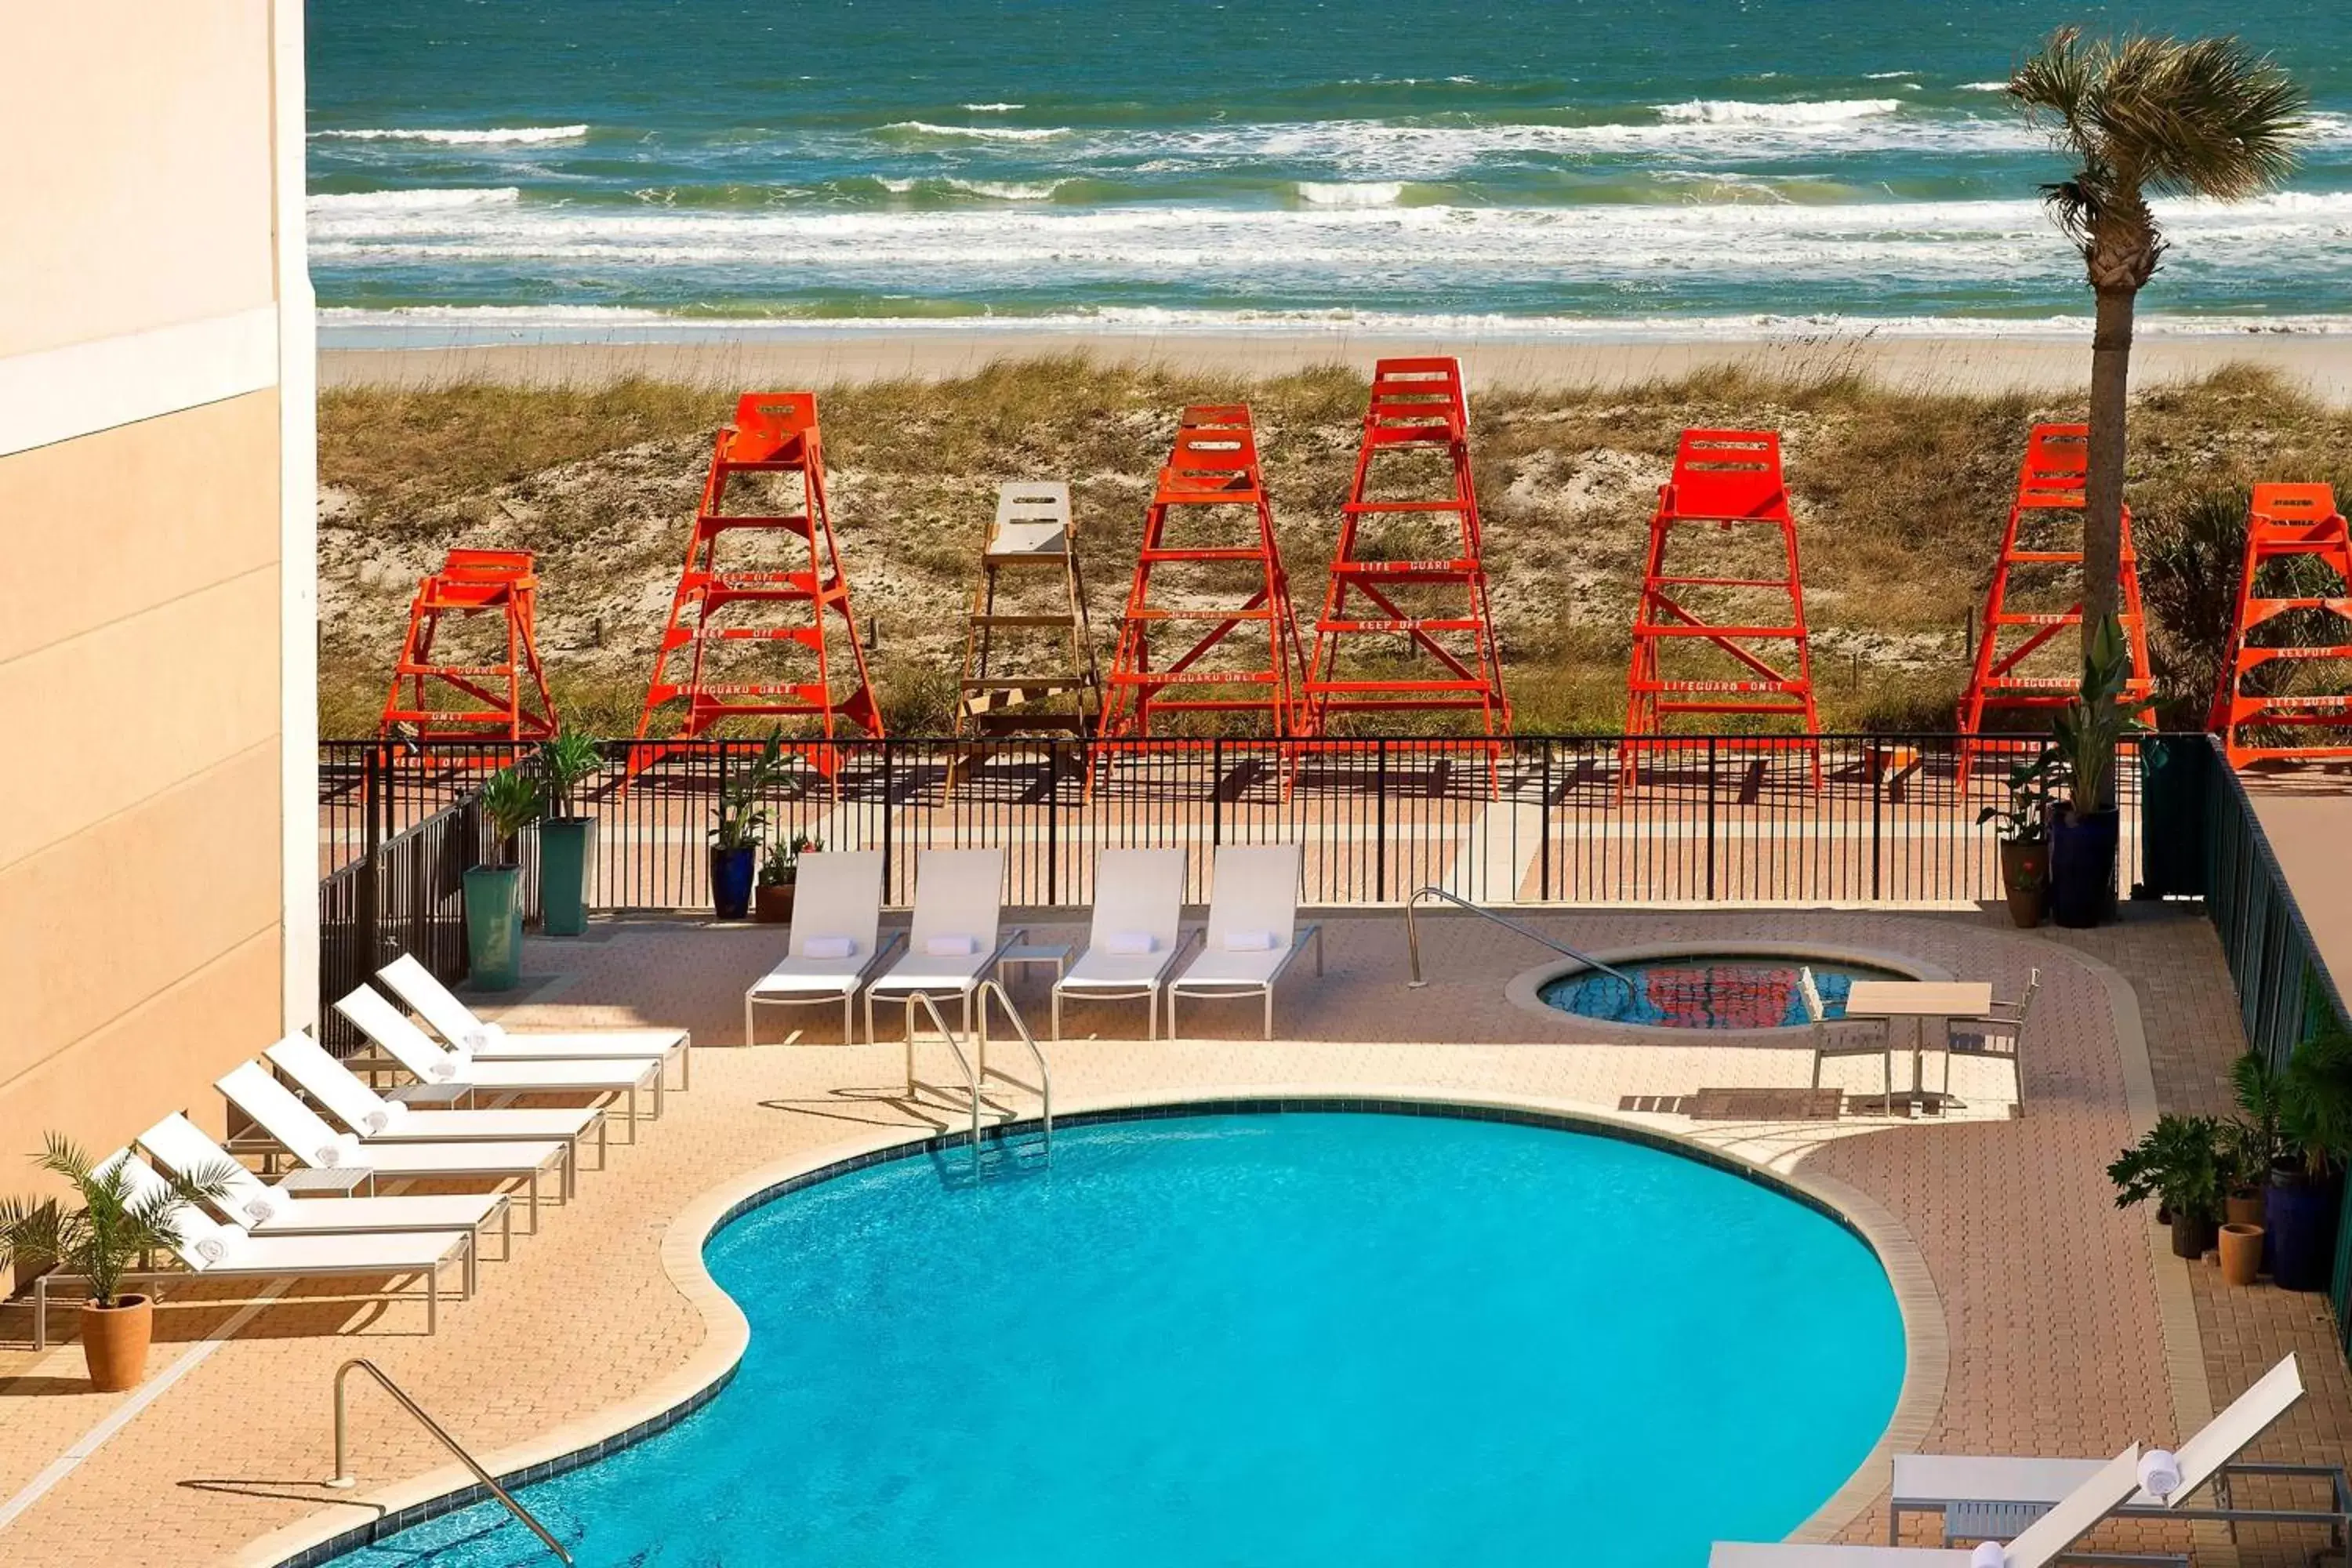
[377, 548, 557, 744]
[1956, 423, 2154, 792]
[1301, 358, 1510, 741]
[2210, 484, 2352, 768]
[1095, 405, 1308, 775]
[1620, 430, 1820, 786]
[635, 393, 882, 768]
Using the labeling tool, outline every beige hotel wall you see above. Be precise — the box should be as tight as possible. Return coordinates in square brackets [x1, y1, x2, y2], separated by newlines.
[0, 1, 293, 1176]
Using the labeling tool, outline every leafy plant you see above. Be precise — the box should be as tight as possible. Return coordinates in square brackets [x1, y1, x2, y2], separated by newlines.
[2227, 1051, 2285, 1188]
[2278, 1023, 2352, 1181]
[2010, 31, 2304, 660]
[759, 833, 820, 889]
[476, 765, 545, 866]
[2107, 1113, 2226, 1223]
[0, 1138, 241, 1308]
[1976, 748, 2054, 845]
[2050, 615, 2148, 814]
[710, 730, 791, 854]
[538, 728, 606, 819]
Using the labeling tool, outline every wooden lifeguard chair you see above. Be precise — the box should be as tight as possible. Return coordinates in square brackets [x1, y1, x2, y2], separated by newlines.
[377, 548, 558, 746]
[2210, 484, 2352, 768]
[950, 481, 1100, 786]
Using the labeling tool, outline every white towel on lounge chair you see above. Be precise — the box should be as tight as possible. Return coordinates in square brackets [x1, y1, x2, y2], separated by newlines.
[803, 935, 855, 960]
[1222, 929, 1275, 953]
[1106, 930, 1155, 956]
[925, 933, 978, 958]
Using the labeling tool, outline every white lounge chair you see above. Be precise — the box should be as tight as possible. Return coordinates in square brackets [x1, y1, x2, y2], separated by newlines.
[34, 1153, 475, 1349]
[218, 1061, 568, 1231]
[1891, 1356, 2346, 1551]
[1052, 848, 1194, 1040]
[865, 848, 1022, 1043]
[138, 1112, 512, 1260]
[378, 952, 690, 1090]
[1167, 844, 1323, 1040]
[1711, 1446, 2171, 1566]
[333, 985, 662, 1138]
[266, 1032, 606, 1182]
[742, 850, 902, 1044]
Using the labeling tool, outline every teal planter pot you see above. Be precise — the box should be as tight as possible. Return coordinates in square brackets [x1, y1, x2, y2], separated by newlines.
[463, 865, 524, 990]
[539, 818, 593, 937]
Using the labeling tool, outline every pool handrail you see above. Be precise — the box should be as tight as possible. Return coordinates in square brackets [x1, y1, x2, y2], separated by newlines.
[973, 979, 1051, 1155]
[903, 990, 985, 1152]
[1402, 886, 1639, 991]
[328, 1357, 573, 1564]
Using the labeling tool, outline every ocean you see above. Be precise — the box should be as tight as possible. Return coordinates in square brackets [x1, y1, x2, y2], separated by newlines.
[307, 0, 2352, 346]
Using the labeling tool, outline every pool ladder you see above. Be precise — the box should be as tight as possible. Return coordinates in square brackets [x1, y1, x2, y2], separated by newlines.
[328, 1358, 572, 1563]
[902, 981, 1053, 1156]
[1401, 885, 1639, 991]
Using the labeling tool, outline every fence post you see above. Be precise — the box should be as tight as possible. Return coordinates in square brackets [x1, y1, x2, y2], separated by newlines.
[358, 746, 384, 971]
[1705, 736, 1718, 902]
[880, 740, 895, 902]
[1211, 739, 1224, 848]
[1046, 740, 1059, 908]
[1539, 742, 1552, 901]
[1376, 739, 1389, 902]
[1871, 745, 1884, 902]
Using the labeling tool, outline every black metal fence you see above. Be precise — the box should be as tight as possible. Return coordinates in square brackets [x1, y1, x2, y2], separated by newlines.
[320, 732, 2185, 915]
[318, 794, 480, 1053]
[2197, 741, 2352, 1349]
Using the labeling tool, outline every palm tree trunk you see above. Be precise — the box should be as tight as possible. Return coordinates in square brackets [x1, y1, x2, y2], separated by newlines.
[2082, 285, 2135, 652]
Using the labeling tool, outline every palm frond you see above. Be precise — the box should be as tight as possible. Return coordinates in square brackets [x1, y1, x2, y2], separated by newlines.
[2096, 34, 2308, 201]
[2010, 27, 2099, 151]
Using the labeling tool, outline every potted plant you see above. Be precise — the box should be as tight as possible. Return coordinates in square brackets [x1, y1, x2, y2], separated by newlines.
[2267, 1024, 2351, 1292]
[756, 834, 819, 924]
[2107, 1112, 2226, 1259]
[535, 728, 604, 938]
[2226, 1052, 2283, 1231]
[2047, 615, 2147, 928]
[1977, 750, 2053, 927]
[709, 731, 788, 921]
[0, 1137, 238, 1391]
[465, 764, 543, 989]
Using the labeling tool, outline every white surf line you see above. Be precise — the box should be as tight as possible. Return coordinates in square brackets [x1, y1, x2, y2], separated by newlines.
[0, 1281, 289, 1535]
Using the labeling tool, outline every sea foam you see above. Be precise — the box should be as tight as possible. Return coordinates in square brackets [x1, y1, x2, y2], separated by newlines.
[1654, 98, 1902, 125]
[313, 125, 588, 144]
[878, 121, 1069, 142]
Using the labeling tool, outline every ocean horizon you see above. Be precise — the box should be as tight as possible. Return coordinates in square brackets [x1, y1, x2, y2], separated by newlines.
[310, 0, 2352, 349]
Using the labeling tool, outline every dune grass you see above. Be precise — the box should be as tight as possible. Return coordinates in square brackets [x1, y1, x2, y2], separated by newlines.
[318, 358, 2352, 739]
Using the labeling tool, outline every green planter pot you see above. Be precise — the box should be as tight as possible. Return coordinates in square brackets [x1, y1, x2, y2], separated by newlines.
[463, 864, 524, 991]
[539, 818, 593, 937]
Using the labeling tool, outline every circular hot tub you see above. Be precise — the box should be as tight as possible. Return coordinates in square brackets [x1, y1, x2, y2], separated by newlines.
[1505, 941, 1937, 1034]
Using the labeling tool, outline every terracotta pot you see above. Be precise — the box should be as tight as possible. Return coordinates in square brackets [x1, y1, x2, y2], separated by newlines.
[81, 1294, 153, 1392]
[1998, 840, 2047, 928]
[754, 881, 796, 924]
[2225, 1190, 2265, 1229]
[2219, 1223, 2264, 1287]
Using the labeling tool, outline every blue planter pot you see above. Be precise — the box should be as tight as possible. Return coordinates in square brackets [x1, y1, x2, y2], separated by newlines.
[2266, 1174, 2342, 1293]
[539, 818, 593, 937]
[463, 865, 524, 991]
[710, 846, 757, 920]
[2049, 807, 2119, 929]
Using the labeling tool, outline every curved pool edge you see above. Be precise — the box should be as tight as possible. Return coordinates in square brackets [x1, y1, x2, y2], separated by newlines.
[1504, 938, 1951, 1036]
[242, 1091, 1947, 1567]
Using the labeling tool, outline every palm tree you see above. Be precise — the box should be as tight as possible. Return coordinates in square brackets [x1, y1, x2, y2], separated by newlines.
[2009, 31, 2305, 682]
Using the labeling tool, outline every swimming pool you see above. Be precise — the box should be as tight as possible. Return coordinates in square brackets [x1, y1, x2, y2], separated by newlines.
[324, 1110, 1904, 1566]
[1541, 955, 1914, 1029]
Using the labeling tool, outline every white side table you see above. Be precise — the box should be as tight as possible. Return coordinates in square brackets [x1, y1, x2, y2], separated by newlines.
[281, 1165, 375, 1198]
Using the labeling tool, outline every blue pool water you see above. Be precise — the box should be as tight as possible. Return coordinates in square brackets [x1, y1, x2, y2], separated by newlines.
[1543, 956, 1911, 1029]
[330, 1112, 1903, 1566]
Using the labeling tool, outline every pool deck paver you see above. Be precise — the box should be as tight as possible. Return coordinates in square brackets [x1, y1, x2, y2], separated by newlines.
[0, 905, 2343, 1566]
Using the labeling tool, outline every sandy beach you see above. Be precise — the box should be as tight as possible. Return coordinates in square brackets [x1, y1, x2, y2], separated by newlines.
[319, 328, 2352, 402]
